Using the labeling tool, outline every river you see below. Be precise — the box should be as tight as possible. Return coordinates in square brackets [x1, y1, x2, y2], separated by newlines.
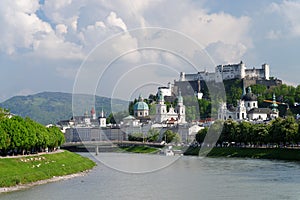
[1, 153, 300, 200]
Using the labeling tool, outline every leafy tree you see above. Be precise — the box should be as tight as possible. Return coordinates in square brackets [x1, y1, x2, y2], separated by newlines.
[128, 132, 144, 142]
[147, 129, 159, 142]
[162, 130, 177, 143]
[269, 118, 285, 146]
[0, 125, 10, 155]
[195, 128, 208, 144]
[0, 108, 9, 120]
[281, 116, 299, 144]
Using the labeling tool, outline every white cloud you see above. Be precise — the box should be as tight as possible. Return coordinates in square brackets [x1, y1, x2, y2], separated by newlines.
[207, 42, 247, 64]
[267, 1, 300, 38]
[56, 24, 68, 36]
[106, 12, 127, 31]
[1, 0, 266, 100]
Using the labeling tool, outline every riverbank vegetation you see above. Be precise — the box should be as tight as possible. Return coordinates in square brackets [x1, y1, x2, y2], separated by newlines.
[0, 114, 65, 156]
[184, 147, 300, 161]
[119, 146, 160, 154]
[128, 129, 181, 144]
[195, 117, 300, 147]
[0, 150, 96, 188]
[185, 117, 300, 160]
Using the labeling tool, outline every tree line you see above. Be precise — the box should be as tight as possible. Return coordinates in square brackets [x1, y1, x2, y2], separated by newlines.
[196, 117, 300, 147]
[0, 111, 65, 156]
[128, 129, 181, 144]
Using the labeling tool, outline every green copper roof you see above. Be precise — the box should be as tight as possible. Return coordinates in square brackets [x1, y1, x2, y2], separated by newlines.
[134, 96, 149, 111]
[177, 90, 183, 103]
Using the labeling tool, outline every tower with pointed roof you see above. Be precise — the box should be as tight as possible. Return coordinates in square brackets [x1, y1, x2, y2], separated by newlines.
[155, 92, 167, 123]
[176, 90, 186, 123]
[99, 109, 106, 127]
[91, 107, 96, 120]
[270, 93, 279, 119]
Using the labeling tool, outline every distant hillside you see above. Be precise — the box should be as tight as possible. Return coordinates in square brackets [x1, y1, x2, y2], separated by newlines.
[0, 92, 128, 125]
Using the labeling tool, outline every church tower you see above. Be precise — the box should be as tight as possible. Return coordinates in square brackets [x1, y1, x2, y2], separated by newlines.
[155, 92, 167, 123]
[99, 109, 106, 128]
[176, 90, 186, 123]
[91, 107, 96, 120]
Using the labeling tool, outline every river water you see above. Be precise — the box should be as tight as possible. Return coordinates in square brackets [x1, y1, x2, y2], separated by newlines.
[1, 153, 300, 200]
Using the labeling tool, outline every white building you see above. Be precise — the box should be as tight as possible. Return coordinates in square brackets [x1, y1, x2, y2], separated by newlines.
[179, 61, 270, 83]
[133, 95, 149, 118]
[155, 91, 186, 124]
[218, 87, 279, 121]
[157, 82, 173, 97]
[99, 109, 106, 128]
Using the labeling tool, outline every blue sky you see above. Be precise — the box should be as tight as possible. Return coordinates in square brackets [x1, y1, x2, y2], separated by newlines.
[0, 0, 299, 102]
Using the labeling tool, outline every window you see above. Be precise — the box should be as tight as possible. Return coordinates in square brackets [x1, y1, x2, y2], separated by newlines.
[140, 112, 142, 116]
[253, 103, 255, 107]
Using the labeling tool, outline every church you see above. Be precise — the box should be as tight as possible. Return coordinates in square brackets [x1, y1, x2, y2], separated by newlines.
[218, 87, 279, 121]
[155, 90, 186, 124]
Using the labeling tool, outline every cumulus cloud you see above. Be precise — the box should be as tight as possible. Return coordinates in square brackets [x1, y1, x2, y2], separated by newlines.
[206, 42, 247, 64]
[0, 0, 83, 60]
[267, 1, 300, 38]
[0, 0, 259, 100]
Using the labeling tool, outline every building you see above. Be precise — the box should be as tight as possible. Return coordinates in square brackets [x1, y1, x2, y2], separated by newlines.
[57, 107, 107, 131]
[157, 82, 173, 97]
[180, 61, 270, 83]
[99, 109, 106, 128]
[155, 90, 186, 124]
[218, 87, 279, 121]
[133, 95, 149, 118]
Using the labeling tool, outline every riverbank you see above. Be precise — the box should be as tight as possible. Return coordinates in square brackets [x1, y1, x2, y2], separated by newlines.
[0, 150, 96, 192]
[119, 145, 160, 154]
[184, 146, 300, 161]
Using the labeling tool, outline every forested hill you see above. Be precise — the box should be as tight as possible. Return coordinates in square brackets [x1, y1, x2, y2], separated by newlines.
[0, 92, 128, 125]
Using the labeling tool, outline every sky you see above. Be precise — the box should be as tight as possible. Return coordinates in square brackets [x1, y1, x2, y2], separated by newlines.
[1, 0, 300, 102]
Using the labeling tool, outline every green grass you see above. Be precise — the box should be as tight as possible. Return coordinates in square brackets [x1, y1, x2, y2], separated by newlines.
[119, 146, 160, 154]
[184, 147, 300, 161]
[0, 151, 96, 187]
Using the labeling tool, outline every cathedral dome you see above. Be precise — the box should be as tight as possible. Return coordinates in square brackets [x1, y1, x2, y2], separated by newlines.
[134, 95, 149, 111]
[134, 101, 149, 111]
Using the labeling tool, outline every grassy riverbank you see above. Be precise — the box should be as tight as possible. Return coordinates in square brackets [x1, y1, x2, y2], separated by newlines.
[0, 150, 96, 188]
[184, 147, 300, 161]
[119, 145, 160, 154]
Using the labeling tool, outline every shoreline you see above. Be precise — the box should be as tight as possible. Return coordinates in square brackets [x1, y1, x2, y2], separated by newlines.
[0, 170, 90, 194]
[184, 146, 300, 161]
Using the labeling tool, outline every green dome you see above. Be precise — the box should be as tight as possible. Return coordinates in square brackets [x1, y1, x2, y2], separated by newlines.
[134, 101, 149, 111]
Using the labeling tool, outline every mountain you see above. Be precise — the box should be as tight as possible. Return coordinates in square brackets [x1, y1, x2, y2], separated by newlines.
[0, 92, 129, 125]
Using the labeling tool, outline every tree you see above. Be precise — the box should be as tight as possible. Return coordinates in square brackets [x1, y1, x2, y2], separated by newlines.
[147, 129, 159, 142]
[0, 108, 9, 120]
[269, 118, 285, 146]
[220, 119, 237, 145]
[281, 116, 298, 145]
[195, 128, 208, 144]
[162, 130, 177, 143]
[0, 125, 10, 155]
[128, 132, 144, 142]
[238, 121, 252, 145]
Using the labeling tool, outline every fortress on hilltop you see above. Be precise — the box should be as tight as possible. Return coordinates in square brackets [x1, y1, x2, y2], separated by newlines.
[171, 61, 282, 98]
